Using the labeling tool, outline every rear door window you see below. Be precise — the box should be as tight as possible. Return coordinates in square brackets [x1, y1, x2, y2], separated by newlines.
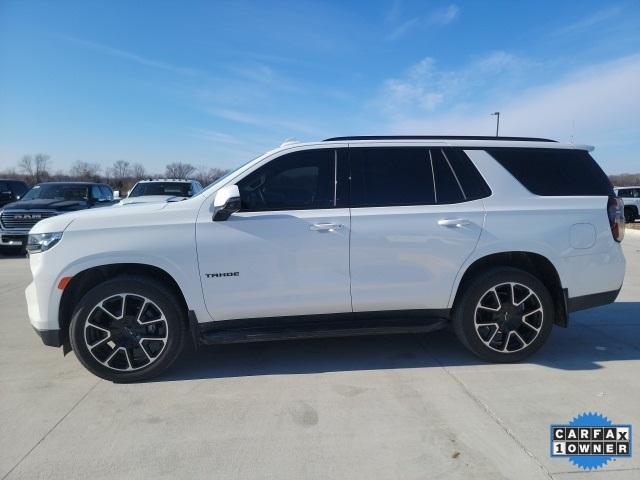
[350, 147, 435, 207]
[486, 148, 613, 196]
[445, 148, 492, 200]
[431, 149, 465, 204]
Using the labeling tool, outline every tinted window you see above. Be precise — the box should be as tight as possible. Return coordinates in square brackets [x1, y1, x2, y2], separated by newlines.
[431, 149, 465, 204]
[350, 147, 435, 207]
[238, 149, 335, 211]
[487, 148, 613, 196]
[91, 185, 105, 201]
[10, 182, 28, 196]
[129, 182, 192, 197]
[0, 182, 8, 193]
[22, 184, 89, 201]
[100, 185, 114, 200]
[618, 188, 639, 198]
[445, 149, 492, 200]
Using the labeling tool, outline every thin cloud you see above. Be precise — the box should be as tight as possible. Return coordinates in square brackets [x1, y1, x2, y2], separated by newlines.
[189, 129, 241, 144]
[429, 4, 459, 25]
[554, 6, 623, 36]
[386, 3, 459, 40]
[377, 51, 531, 113]
[387, 17, 421, 40]
[381, 54, 640, 170]
[59, 35, 198, 76]
[207, 108, 320, 136]
[229, 63, 304, 93]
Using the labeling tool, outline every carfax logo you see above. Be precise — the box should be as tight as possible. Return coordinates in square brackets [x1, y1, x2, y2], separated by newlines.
[551, 412, 632, 470]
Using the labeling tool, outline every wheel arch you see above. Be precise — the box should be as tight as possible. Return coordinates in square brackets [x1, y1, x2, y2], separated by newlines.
[450, 251, 568, 327]
[58, 263, 190, 352]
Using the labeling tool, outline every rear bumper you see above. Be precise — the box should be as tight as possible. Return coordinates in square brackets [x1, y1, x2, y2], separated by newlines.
[568, 288, 621, 313]
[32, 327, 63, 347]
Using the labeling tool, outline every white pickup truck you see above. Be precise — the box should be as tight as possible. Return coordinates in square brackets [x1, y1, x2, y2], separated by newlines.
[614, 186, 640, 223]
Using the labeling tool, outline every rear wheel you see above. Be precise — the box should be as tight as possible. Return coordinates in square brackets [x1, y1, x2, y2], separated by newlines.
[452, 268, 554, 362]
[69, 276, 186, 382]
[624, 207, 636, 223]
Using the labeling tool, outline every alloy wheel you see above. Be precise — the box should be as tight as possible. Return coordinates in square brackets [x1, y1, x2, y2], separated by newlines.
[473, 282, 544, 353]
[84, 294, 169, 371]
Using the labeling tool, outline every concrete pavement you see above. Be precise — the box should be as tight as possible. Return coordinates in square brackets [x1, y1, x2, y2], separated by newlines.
[1, 234, 639, 479]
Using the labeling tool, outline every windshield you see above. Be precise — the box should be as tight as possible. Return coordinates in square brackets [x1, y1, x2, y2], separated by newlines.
[196, 155, 263, 197]
[129, 182, 192, 197]
[22, 184, 89, 201]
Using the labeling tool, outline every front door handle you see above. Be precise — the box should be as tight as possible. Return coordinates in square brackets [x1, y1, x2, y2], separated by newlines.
[438, 218, 471, 228]
[310, 223, 343, 232]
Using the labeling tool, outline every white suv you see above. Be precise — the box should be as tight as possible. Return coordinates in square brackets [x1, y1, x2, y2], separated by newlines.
[25, 136, 626, 382]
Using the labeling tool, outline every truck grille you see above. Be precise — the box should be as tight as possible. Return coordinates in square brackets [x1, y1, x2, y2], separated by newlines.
[0, 211, 58, 231]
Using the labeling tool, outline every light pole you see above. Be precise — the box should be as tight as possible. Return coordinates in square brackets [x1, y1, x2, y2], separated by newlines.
[490, 111, 500, 137]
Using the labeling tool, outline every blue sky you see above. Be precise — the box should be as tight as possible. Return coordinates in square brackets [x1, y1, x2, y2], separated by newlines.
[1, 0, 639, 174]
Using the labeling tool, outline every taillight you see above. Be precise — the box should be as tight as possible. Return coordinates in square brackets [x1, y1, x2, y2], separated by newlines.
[607, 196, 625, 242]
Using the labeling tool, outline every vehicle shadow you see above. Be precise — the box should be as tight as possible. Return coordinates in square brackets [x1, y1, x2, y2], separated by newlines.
[0, 251, 26, 259]
[150, 302, 640, 382]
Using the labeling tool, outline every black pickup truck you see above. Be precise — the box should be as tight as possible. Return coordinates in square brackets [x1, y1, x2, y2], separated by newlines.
[0, 179, 29, 208]
[0, 182, 116, 254]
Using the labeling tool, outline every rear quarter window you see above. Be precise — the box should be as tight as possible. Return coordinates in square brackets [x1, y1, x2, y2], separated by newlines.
[486, 148, 613, 196]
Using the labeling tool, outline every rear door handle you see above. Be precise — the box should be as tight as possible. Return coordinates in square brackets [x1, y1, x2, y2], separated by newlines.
[310, 223, 343, 232]
[438, 218, 471, 228]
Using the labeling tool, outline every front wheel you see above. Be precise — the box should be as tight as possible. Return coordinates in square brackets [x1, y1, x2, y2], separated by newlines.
[69, 276, 186, 382]
[452, 268, 554, 362]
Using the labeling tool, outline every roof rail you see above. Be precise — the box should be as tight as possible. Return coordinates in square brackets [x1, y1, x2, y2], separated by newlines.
[323, 135, 557, 142]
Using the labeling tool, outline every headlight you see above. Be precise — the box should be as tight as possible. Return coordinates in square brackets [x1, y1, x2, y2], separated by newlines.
[26, 232, 63, 254]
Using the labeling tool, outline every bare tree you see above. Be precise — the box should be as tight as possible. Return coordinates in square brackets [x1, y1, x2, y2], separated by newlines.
[34, 154, 51, 182]
[69, 161, 102, 181]
[106, 160, 132, 191]
[194, 166, 230, 186]
[0, 167, 19, 180]
[165, 162, 196, 179]
[132, 163, 147, 180]
[18, 156, 34, 179]
[609, 173, 640, 187]
[110, 160, 132, 180]
[18, 154, 51, 183]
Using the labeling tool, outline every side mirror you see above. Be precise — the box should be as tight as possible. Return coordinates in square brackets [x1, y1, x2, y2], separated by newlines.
[213, 184, 241, 221]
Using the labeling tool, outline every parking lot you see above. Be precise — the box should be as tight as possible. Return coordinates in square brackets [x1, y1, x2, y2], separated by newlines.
[0, 232, 638, 480]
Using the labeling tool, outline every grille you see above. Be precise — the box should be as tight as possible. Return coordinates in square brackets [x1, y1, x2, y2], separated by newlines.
[0, 211, 58, 231]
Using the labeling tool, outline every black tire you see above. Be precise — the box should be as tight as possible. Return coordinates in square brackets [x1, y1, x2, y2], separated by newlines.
[624, 207, 636, 224]
[69, 276, 186, 382]
[452, 267, 554, 363]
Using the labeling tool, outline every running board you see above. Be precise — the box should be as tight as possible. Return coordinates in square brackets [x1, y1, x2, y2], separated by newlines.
[198, 315, 448, 345]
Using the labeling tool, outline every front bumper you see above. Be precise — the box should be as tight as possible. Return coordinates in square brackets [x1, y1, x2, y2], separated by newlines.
[0, 231, 28, 247]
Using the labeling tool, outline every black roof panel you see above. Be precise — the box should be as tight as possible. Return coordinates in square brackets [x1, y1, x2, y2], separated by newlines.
[323, 135, 556, 142]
